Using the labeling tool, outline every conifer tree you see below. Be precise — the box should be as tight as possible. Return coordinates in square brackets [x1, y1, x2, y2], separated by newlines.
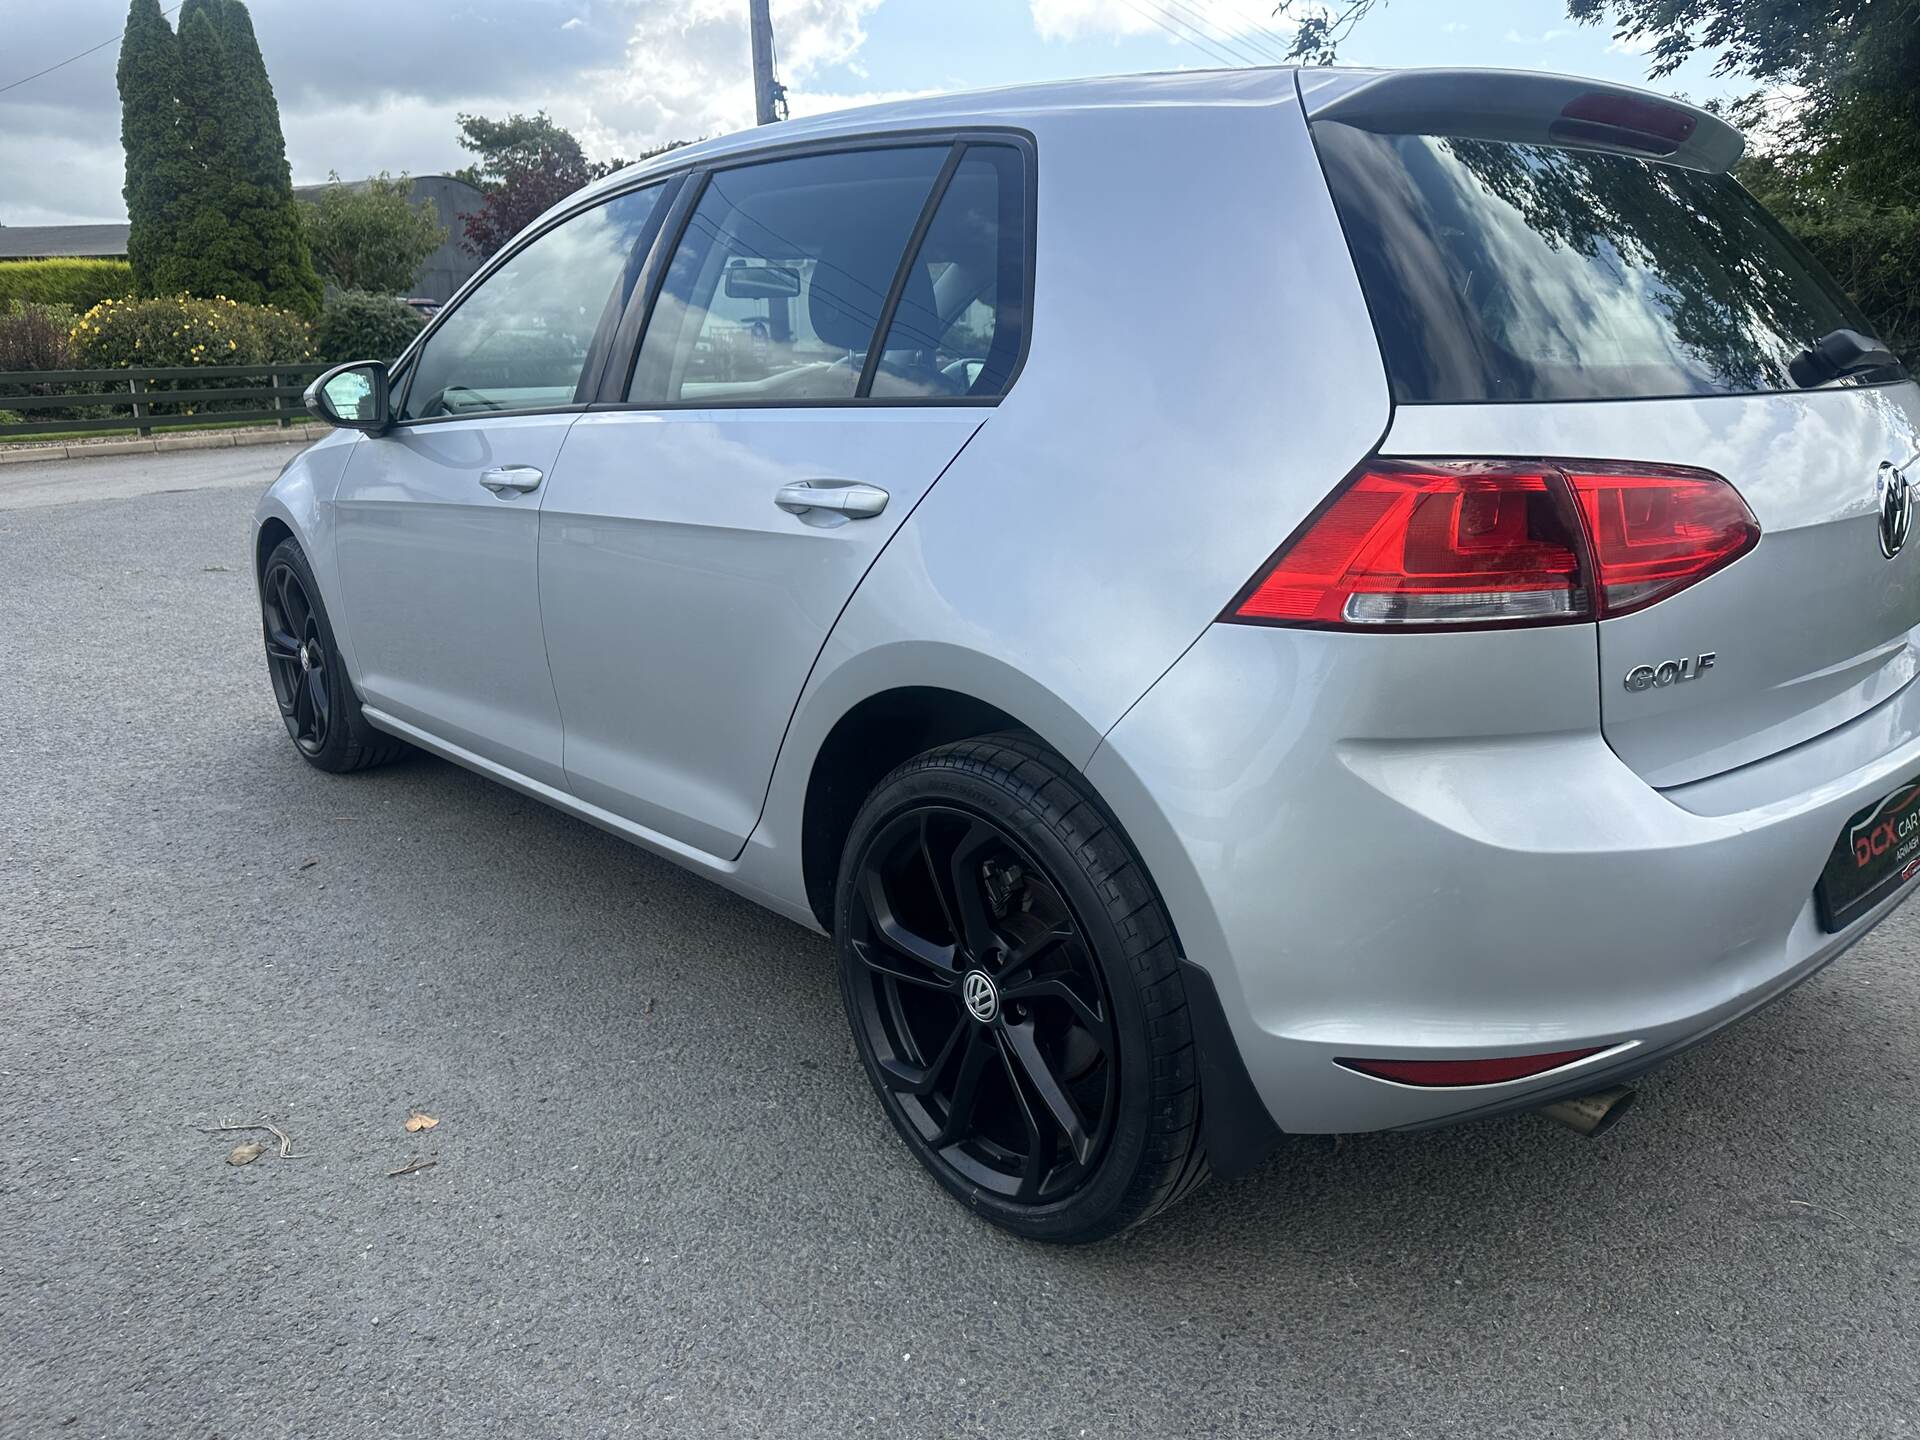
[116, 0, 190, 295]
[119, 0, 322, 314]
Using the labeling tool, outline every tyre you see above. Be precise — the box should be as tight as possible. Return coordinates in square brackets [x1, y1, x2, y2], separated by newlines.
[835, 733, 1207, 1243]
[259, 537, 408, 774]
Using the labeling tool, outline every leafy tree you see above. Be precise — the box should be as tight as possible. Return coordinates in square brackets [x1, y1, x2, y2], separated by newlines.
[117, 0, 191, 294]
[300, 174, 447, 294]
[314, 290, 426, 363]
[454, 111, 598, 188]
[460, 143, 597, 258]
[454, 111, 688, 258]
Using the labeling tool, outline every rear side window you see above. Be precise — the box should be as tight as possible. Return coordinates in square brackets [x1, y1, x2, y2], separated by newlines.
[1313, 122, 1882, 403]
[629, 147, 949, 404]
[870, 146, 1029, 400]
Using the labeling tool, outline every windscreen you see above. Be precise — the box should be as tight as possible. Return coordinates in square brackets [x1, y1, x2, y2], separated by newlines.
[1312, 121, 1886, 403]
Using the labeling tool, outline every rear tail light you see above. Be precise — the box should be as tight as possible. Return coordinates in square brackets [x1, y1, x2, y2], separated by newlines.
[1336, 1048, 1607, 1087]
[1228, 458, 1758, 631]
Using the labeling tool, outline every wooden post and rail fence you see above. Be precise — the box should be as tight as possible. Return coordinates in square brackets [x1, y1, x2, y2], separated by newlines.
[0, 363, 327, 440]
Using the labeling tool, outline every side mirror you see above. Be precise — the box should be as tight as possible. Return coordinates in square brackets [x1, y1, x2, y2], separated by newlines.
[304, 361, 391, 432]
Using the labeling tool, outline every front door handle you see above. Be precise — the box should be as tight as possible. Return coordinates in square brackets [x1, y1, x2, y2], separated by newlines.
[480, 465, 543, 495]
[774, 480, 889, 520]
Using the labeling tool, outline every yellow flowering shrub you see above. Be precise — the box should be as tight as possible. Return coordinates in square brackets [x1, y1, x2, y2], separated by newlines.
[68, 294, 315, 370]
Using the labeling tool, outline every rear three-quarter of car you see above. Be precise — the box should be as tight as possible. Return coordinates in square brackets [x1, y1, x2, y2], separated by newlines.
[258, 65, 1920, 1242]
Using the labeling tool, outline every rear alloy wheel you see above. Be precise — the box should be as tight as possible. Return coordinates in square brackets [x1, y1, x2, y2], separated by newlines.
[836, 734, 1207, 1243]
[259, 537, 408, 774]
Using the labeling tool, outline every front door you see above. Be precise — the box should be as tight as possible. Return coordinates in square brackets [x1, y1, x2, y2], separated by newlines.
[538, 140, 1030, 856]
[331, 182, 667, 787]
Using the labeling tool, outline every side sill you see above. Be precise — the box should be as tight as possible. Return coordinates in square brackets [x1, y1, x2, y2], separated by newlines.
[359, 705, 819, 932]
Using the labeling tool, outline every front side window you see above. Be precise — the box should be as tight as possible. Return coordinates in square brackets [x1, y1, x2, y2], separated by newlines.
[870, 146, 1028, 400]
[400, 185, 663, 420]
[629, 147, 949, 404]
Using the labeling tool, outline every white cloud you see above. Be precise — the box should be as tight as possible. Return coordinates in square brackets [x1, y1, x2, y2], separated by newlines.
[1607, 33, 1652, 56]
[0, 0, 901, 225]
[1028, 0, 1159, 42]
[575, 0, 887, 154]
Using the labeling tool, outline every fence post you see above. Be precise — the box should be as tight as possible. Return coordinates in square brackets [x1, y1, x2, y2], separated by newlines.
[129, 374, 150, 438]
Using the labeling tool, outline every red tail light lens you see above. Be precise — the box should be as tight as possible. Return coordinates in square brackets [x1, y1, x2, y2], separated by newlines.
[1229, 459, 1757, 630]
[1563, 466, 1759, 617]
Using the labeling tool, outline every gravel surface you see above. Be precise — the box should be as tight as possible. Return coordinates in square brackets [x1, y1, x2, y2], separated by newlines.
[3, 449, 1919, 1438]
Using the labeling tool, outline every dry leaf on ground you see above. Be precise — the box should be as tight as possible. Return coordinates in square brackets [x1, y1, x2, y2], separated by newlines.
[227, 1141, 267, 1166]
[404, 1111, 438, 1133]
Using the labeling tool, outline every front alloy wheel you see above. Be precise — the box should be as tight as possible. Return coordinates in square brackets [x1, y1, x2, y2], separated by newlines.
[262, 557, 332, 755]
[257, 536, 408, 774]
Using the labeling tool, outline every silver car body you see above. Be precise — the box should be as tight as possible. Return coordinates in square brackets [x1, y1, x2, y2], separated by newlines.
[257, 66, 1920, 1156]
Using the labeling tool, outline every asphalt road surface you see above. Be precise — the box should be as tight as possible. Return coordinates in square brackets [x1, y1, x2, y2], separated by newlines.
[4, 446, 1920, 1439]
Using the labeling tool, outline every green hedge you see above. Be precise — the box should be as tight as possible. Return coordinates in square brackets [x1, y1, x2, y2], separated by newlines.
[0, 258, 135, 313]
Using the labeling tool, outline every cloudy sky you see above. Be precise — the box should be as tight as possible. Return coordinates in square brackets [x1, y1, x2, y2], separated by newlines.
[0, 0, 1743, 227]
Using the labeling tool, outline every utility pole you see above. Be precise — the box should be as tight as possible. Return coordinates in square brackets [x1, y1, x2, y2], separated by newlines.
[748, 0, 784, 125]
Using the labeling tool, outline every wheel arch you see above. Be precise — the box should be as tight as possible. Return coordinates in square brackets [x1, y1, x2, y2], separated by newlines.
[255, 514, 296, 586]
[799, 685, 1030, 932]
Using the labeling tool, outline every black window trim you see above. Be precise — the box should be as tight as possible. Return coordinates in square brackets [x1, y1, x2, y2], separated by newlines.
[385, 175, 681, 431]
[589, 125, 1039, 414]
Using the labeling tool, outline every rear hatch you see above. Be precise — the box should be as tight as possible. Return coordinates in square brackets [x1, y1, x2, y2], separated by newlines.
[1306, 72, 1920, 788]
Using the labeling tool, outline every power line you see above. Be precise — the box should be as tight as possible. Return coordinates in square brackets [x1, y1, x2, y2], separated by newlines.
[1155, 0, 1279, 65]
[1116, 0, 1246, 68]
[0, 2, 185, 98]
[1171, 0, 1293, 64]
[1202, 0, 1303, 60]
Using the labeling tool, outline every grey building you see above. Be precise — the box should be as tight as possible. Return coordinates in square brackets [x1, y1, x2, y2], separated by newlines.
[0, 224, 132, 260]
[291, 174, 485, 303]
[0, 175, 484, 303]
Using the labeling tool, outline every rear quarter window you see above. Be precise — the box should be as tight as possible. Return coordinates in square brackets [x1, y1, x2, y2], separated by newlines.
[1312, 121, 1885, 404]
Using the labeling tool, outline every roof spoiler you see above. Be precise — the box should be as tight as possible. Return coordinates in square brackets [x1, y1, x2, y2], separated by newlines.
[1301, 68, 1743, 173]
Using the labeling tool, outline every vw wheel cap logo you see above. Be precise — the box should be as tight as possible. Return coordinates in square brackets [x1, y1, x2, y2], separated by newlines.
[1879, 461, 1912, 559]
[962, 969, 1000, 1024]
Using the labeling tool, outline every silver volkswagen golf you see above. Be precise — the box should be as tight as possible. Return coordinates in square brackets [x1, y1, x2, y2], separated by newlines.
[258, 65, 1920, 1242]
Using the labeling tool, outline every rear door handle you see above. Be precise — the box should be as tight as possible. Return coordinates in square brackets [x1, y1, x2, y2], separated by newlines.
[774, 480, 889, 520]
[480, 465, 543, 495]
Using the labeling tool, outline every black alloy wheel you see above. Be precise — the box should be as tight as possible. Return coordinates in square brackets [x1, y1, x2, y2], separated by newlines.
[836, 734, 1207, 1243]
[847, 805, 1119, 1204]
[263, 557, 332, 756]
[257, 536, 408, 774]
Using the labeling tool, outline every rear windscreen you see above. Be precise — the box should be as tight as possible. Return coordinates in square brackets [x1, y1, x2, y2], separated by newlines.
[1313, 121, 1883, 403]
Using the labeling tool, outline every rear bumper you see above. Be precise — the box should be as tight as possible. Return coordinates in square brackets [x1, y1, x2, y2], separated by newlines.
[1087, 623, 1920, 1144]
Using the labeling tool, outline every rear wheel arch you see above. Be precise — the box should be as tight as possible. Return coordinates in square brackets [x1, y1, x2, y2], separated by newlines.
[801, 686, 1029, 931]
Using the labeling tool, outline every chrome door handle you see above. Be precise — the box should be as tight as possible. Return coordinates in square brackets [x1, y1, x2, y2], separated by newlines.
[774, 480, 889, 519]
[480, 465, 543, 495]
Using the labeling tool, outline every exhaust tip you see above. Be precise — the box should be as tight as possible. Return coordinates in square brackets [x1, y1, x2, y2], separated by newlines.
[1536, 1085, 1636, 1138]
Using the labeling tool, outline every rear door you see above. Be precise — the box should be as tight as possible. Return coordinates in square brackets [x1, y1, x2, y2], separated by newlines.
[537, 139, 1031, 857]
[1311, 112, 1920, 788]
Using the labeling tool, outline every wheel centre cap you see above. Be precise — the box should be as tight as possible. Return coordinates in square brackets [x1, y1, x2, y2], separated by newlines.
[962, 969, 1000, 1025]
[298, 642, 315, 673]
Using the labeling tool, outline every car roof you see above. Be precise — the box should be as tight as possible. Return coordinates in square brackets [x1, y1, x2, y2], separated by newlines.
[575, 65, 1301, 201]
